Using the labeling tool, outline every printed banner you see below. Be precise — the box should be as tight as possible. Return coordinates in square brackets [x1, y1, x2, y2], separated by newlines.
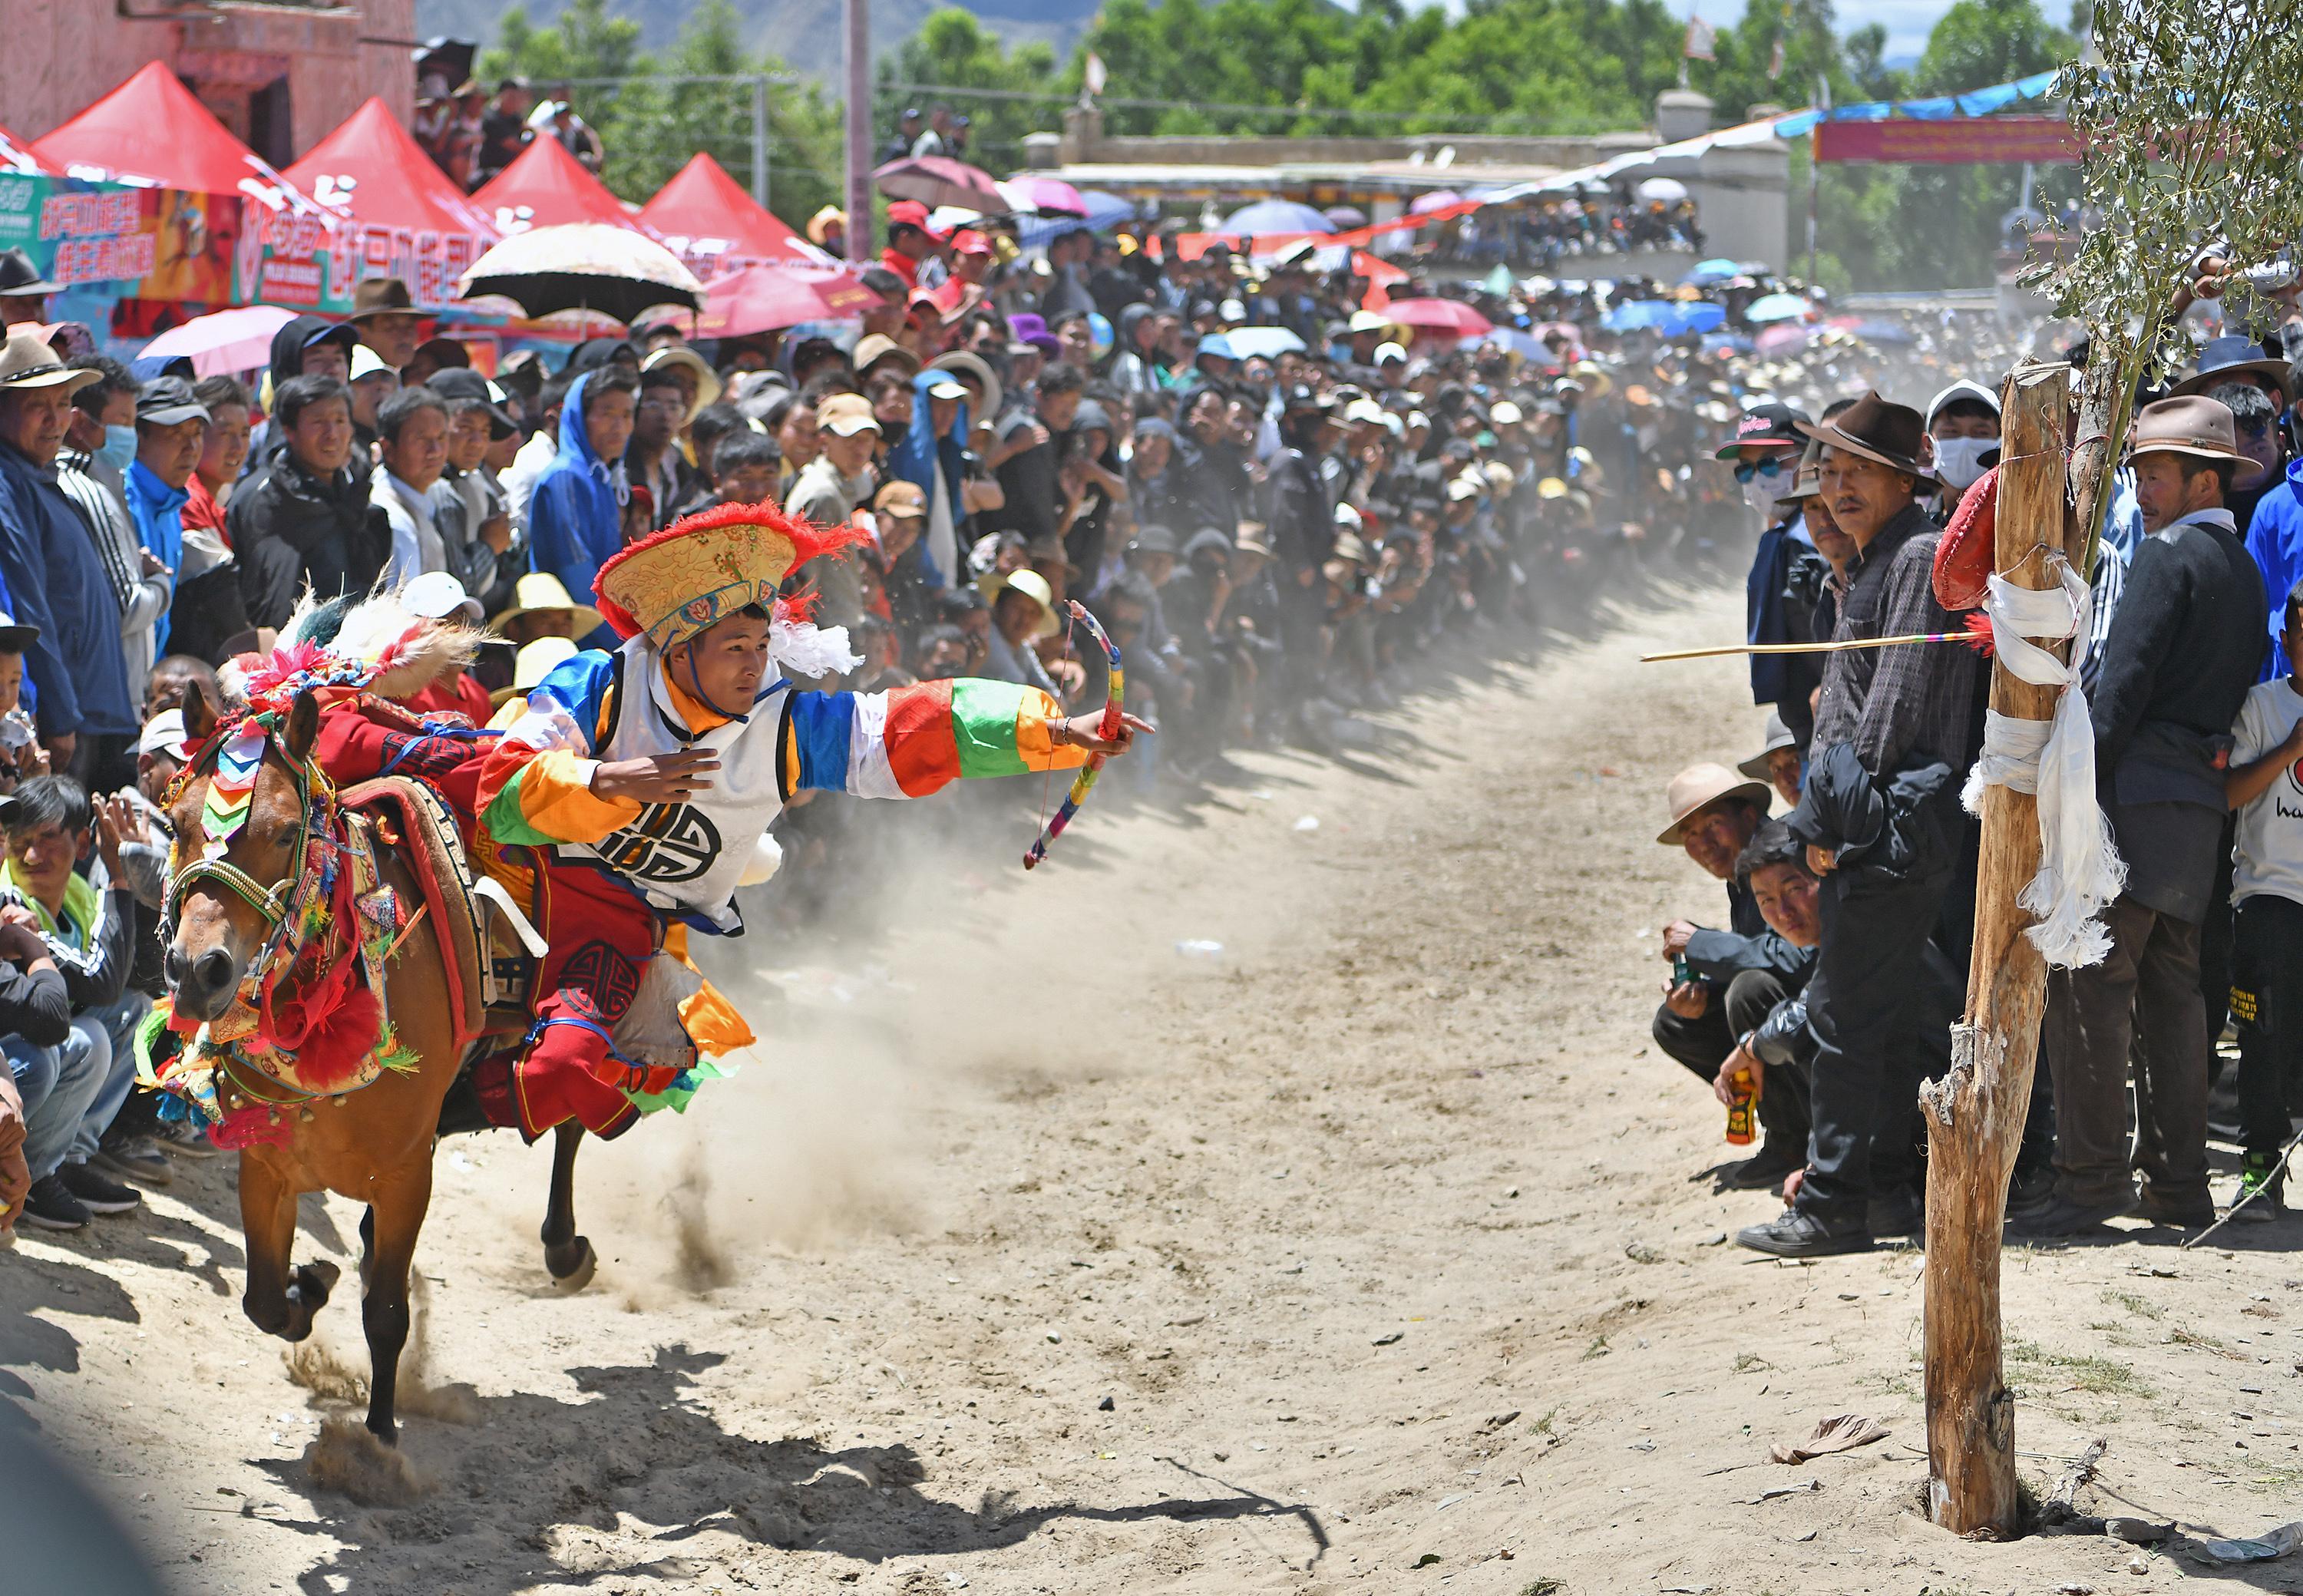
[1814, 116, 2079, 165]
[252, 203, 487, 314]
[0, 173, 246, 301]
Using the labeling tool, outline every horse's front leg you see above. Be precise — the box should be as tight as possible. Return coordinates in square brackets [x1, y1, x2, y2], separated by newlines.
[240, 1153, 336, 1340]
[542, 1121, 596, 1290]
[360, 1162, 432, 1446]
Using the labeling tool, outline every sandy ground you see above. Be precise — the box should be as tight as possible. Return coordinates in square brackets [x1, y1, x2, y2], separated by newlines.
[5, 577, 2303, 1596]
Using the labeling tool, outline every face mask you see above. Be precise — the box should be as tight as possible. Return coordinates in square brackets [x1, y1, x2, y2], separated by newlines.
[97, 424, 137, 474]
[1932, 435, 1993, 493]
[1743, 476, 1786, 520]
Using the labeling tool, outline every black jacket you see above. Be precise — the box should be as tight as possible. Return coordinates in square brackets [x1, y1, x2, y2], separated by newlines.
[0, 958, 70, 1047]
[1264, 446, 1332, 580]
[229, 453, 390, 630]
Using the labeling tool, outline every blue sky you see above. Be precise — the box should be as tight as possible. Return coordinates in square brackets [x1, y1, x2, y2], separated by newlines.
[1689, 0, 1958, 61]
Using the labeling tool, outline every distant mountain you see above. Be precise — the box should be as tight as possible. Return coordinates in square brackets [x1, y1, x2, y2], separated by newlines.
[413, 0, 1095, 81]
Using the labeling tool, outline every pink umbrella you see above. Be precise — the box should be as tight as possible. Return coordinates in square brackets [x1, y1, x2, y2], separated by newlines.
[137, 306, 299, 377]
[696, 264, 884, 337]
[1753, 322, 1818, 356]
[1383, 297, 1494, 337]
[998, 175, 1087, 216]
[874, 155, 1005, 212]
[1408, 190, 1465, 215]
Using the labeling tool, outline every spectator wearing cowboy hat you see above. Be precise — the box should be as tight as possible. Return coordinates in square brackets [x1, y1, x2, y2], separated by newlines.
[1652, 763, 1812, 1189]
[1739, 711, 1802, 808]
[349, 277, 426, 372]
[2170, 334, 2291, 407]
[1743, 392, 1979, 1257]
[2209, 380, 2288, 537]
[2028, 395, 2268, 1237]
[0, 332, 137, 775]
[0, 249, 58, 329]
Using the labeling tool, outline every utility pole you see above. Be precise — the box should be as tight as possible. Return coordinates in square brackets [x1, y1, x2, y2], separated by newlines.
[752, 74, 771, 209]
[844, 0, 873, 263]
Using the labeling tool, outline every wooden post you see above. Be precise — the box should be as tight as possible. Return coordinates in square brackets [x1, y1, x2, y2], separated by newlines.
[1920, 363, 2087, 1536]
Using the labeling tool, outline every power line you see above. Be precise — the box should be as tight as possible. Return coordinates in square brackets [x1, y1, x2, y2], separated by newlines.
[887, 79, 1462, 124]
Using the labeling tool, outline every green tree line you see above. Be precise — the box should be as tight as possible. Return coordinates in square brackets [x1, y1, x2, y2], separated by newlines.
[474, 0, 2084, 292]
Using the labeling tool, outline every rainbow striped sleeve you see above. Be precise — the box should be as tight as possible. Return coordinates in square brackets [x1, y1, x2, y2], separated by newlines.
[477, 650, 643, 846]
[782, 679, 1086, 799]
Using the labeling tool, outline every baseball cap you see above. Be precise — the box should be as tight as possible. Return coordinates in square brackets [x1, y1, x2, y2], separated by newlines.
[950, 229, 993, 256]
[924, 375, 968, 400]
[137, 709, 194, 762]
[886, 200, 947, 240]
[817, 392, 882, 438]
[1712, 400, 1810, 459]
[874, 479, 927, 517]
[135, 375, 210, 428]
[403, 570, 484, 623]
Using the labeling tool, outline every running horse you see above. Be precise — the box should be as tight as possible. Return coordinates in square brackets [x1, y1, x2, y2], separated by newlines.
[161, 669, 592, 1445]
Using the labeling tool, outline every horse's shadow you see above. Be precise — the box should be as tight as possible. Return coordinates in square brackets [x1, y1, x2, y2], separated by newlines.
[265, 1343, 1327, 1594]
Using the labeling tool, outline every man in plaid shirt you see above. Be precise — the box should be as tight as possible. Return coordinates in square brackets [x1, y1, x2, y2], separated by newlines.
[1742, 392, 1980, 1257]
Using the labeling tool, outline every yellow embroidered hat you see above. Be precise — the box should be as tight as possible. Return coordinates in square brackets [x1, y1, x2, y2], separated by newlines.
[593, 501, 871, 652]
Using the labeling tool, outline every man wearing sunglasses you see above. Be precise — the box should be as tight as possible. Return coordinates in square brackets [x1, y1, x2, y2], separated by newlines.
[2214, 382, 2288, 539]
[1726, 401, 1814, 744]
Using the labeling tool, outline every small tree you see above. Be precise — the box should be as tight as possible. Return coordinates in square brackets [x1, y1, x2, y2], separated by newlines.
[2031, 0, 2303, 546]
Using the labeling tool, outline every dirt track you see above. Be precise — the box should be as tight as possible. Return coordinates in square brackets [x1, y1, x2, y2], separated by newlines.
[5, 578, 2302, 1595]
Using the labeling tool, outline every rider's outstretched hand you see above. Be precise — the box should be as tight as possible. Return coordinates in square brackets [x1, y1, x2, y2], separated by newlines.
[589, 749, 722, 805]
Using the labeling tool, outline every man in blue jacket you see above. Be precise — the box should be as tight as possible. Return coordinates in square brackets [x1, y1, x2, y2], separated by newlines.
[0, 329, 137, 778]
[526, 365, 636, 650]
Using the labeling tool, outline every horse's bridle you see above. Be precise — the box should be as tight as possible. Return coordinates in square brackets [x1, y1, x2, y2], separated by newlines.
[163, 719, 337, 985]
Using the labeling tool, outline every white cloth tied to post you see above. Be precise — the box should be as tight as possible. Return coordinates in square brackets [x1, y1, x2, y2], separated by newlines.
[1958, 554, 2126, 968]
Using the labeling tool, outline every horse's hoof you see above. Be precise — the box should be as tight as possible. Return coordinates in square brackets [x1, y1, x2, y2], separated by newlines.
[546, 1236, 596, 1294]
[294, 1261, 342, 1307]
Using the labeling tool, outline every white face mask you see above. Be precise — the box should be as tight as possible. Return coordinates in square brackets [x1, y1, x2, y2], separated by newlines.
[1932, 435, 1994, 493]
[1743, 475, 1786, 520]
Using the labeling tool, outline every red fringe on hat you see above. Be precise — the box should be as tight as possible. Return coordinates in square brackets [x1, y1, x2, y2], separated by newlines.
[593, 500, 874, 640]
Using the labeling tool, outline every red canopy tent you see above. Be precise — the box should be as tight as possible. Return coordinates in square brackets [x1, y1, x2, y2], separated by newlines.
[34, 61, 289, 193]
[471, 135, 640, 234]
[286, 97, 498, 310]
[0, 121, 58, 176]
[638, 153, 830, 275]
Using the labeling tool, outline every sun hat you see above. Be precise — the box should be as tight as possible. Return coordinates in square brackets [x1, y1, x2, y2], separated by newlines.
[1736, 712, 1798, 781]
[851, 333, 920, 378]
[348, 276, 421, 322]
[1657, 762, 1772, 846]
[642, 344, 723, 417]
[487, 571, 603, 640]
[136, 708, 194, 763]
[873, 479, 927, 517]
[491, 636, 580, 707]
[2169, 335, 2291, 404]
[927, 349, 1000, 419]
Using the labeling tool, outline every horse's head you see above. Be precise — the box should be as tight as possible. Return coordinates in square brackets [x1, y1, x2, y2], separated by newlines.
[164, 684, 323, 1023]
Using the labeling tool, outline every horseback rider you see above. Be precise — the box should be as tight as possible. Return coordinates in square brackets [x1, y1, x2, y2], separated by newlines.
[448, 501, 1145, 1141]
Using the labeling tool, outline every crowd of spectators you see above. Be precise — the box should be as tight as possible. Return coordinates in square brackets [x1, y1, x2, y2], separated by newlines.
[4, 185, 2295, 1254]
[1654, 312, 2303, 1254]
[413, 74, 605, 193]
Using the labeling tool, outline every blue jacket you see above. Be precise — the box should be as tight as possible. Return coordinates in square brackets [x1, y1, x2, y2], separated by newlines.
[526, 371, 624, 649]
[0, 438, 135, 739]
[1744, 516, 1797, 703]
[2245, 457, 2303, 679]
[887, 370, 967, 587]
[123, 458, 188, 655]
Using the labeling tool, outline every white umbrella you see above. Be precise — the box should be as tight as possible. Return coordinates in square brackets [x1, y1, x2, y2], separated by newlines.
[1635, 177, 1690, 203]
[1224, 326, 1307, 360]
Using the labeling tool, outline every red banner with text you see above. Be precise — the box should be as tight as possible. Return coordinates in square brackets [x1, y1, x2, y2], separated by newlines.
[1814, 116, 2080, 165]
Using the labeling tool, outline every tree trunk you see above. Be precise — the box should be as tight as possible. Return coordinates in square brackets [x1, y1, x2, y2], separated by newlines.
[1921, 363, 2087, 1537]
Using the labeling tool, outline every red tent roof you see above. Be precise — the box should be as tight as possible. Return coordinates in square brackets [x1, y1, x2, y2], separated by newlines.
[639, 153, 825, 270]
[285, 97, 497, 242]
[471, 134, 639, 233]
[0, 121, 57, 176]
[35, 61, 277, 193]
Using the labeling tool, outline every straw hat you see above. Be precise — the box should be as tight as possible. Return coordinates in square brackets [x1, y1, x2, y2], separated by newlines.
[487, 571, 604, 639]
[1657, 762, 1771, 846]
[490, 636, 580, 706]
[642, 344, 723, 419]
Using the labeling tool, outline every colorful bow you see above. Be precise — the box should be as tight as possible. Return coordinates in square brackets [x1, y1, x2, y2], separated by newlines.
[1023, 600, 1125, 871]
